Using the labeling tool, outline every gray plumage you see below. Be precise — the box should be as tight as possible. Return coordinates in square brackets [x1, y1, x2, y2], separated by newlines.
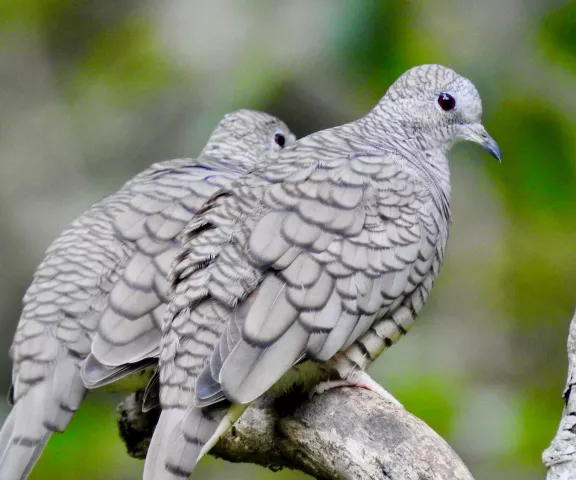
[144, 64, 501, 479]
[0, 109, 294, 480]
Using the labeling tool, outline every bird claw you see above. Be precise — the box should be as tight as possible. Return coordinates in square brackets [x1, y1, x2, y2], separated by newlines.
[309, 371, 404, 409]
[309, 380, 351, 399]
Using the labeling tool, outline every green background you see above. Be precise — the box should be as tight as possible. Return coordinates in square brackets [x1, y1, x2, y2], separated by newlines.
[0, 1, 574, 479]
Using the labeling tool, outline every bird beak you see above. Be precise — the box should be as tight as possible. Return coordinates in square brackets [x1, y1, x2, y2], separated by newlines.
[458, 123, 502, 162]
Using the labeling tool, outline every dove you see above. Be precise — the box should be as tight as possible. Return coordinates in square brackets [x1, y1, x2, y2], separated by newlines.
[0, 109, 295, 480]
[143, 64, 501, 480]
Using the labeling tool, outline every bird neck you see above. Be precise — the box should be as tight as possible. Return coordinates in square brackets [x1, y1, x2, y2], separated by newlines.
[358, 103, 446, 153]
[355, 107, 453, 220]
[198, 142, 255, 173]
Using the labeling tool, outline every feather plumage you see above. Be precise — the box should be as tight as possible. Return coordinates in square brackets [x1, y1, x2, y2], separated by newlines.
[0, 110, 294, 479]
[149, 65, 500, 478]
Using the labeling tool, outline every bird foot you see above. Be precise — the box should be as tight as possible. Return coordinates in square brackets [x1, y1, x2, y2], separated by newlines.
[310, 371, 403, 409]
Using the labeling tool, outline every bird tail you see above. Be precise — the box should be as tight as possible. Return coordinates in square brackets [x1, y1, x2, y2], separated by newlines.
[0, 356, 86, 480]
[143, 403, 248, 480]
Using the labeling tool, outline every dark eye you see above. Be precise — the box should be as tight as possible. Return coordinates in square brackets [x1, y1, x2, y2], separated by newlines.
[274, 132, 286, 148]
[437, 92, 456, 112]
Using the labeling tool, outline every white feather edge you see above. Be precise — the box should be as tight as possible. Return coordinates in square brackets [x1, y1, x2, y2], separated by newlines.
[196, 403, 249, 460]
[143, 403, 249, 480]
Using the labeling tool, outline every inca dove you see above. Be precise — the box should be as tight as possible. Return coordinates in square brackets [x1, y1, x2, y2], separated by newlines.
[143, 64, 501, 480]
[0, 110, 295, 480]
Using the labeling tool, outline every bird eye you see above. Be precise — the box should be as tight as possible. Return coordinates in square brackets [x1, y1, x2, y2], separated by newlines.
[274, 132, 286, 148]
[437, 92, 456, 112]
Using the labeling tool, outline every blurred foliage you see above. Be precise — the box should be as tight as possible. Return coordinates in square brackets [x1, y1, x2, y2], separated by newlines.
[1, 1, 575, 479]
[70, 18, 183, 107]
[540, 1, 576, 67]
[337, 0, 409, 95]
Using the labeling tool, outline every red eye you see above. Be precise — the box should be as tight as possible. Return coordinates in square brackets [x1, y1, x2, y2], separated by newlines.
[438, 92, 456, 111]
[274, 132, 286, 147]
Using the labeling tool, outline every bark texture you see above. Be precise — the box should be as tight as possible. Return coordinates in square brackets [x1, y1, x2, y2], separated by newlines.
[543, 309, 576, 480]
[117, 387, 474, 479]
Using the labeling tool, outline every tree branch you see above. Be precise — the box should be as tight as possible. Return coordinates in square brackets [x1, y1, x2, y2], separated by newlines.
[543, 309, 576, 479]
[117, 387, 474, 479]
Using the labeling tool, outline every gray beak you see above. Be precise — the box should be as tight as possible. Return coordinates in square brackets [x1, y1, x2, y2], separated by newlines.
[459, 124, 502, 162]
[483, 135, 502, 162]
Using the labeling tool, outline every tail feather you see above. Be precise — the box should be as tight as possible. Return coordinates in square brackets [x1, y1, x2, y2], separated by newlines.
[0, 356, 86, 480]
[0, 410, 15, 456]
[144, 403, 247, 480]
[46, 358, 86, 431]
[142, 372, 160, 412]
[0, 410, 49, 480]
[143, 409, 185, 480]
[80, 353, 156, 390]
[0, 382, 53, 480]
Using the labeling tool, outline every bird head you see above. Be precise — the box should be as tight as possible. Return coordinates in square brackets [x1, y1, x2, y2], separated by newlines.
[383, 64, 501, 161]
[202, 110, 296, 166]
